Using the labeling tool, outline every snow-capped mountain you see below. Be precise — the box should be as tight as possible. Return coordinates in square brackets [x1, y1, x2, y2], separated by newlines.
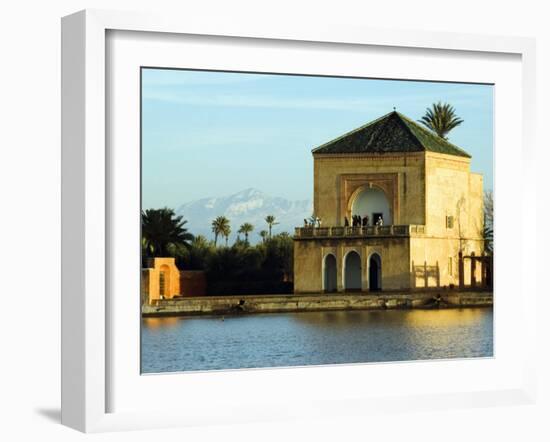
[175, 188, 312, 244]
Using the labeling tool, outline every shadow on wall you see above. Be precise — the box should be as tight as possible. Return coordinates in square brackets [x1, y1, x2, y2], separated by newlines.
[409, 256, 492, 290]
[411, 260, 441, 288]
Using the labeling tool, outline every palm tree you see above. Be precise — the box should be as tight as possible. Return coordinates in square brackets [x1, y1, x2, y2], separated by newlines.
[259, 230, 269, 243]
[141, 208, 194, 257]
[264, 215, 279, 237]
[418, 102, 464, 139]
[192, 234, 210, 248]
[238, 222, 254, 244]
[211, 216, 230, 247]
[224, 225, 232, 247]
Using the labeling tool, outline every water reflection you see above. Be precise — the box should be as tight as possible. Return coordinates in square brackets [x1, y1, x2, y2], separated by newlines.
[292, 309, 487, 328]
[143, 317, 180, 330]
[141, 308, 493, 373]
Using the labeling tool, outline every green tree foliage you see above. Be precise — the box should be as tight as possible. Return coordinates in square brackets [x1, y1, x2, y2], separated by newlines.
[204, 232, 294, 295]
[418, 102, 464, 139]
[238, 222, 254, 244]
[259, 230, 269, 243]
[261, 232, 294, 282]
[176, 234, 215, 270]
[211, 216, 230, 247]
[141, 208, 193, 257]
[264, 215, 279, 237]
[224, 224, 232, 247]
[144, 209, 295, 295]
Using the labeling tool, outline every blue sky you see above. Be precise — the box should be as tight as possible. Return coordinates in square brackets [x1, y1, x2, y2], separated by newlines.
[142, 68, 493, 209]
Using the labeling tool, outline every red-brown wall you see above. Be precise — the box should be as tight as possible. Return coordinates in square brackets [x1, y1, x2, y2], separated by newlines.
[180, 271, 207, 297]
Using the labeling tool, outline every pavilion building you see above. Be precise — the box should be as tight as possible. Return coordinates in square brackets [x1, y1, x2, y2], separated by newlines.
[293, 111, 488, 293]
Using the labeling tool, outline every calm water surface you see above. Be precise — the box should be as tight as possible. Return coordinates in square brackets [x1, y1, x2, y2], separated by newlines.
[141, 308, 493, 373]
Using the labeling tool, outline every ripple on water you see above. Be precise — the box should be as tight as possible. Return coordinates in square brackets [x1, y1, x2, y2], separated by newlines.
[141, 308, 493, 373]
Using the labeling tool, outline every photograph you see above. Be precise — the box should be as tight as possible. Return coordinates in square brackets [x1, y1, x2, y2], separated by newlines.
[139, 68, 494, 374]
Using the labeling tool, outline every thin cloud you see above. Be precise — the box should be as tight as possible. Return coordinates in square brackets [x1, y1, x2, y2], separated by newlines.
[143, 87, 490, 113]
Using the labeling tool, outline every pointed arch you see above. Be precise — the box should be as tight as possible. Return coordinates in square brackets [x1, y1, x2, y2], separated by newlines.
[322, 253, 337, 293]
[343, 250, 362, 291]
[368, 253, 382, 291]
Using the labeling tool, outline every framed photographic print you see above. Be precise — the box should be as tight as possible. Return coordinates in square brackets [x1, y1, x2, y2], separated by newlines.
[61, 9, 537, 432]
[139, 68, 495, 374]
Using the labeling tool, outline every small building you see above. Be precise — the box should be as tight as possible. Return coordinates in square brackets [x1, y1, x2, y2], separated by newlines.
[293, 111, 488, 293]
[142, 257, 207, 305]
[141, 257, 181, 305]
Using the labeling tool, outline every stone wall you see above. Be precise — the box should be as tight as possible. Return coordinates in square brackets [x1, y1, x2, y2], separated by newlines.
[313, 152, 426, 226]
[294, 150, 486, 295]
[424, 151, 483, 239]
[142, 291, 493, 317]
[142, 257, 181, 304]
[409, 237, 483, 288]
[294, 236, 411, 293]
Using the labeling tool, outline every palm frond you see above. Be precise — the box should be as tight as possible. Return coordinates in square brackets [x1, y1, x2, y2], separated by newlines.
[418, 102, 464, 139]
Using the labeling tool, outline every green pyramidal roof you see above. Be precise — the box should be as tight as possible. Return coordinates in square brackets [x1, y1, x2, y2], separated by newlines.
[312, 111, 471, 158]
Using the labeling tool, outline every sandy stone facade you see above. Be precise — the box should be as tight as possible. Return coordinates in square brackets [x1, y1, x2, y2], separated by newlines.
[141, 258, 208, 305]
[141, 257, 181, 304]
[293, 112, 486, 294]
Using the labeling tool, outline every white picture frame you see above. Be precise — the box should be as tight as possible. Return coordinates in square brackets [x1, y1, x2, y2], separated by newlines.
[61, 9, 537, 433]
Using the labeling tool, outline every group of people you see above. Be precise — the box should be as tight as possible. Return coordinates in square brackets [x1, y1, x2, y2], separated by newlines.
[344, 214, 384, 227]
[345, 214, 369, 227]
[303, 214, 384, 229]
[304, 217, 322, 228]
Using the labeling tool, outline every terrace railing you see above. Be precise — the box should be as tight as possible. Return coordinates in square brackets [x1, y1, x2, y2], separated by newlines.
[294, 225, 425, 239]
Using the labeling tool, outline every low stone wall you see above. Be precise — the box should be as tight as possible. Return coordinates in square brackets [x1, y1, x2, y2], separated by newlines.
[142, 291, 493, 317]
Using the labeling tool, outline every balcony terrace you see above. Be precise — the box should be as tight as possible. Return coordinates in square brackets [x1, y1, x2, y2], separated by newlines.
[294, 225, 426, 239]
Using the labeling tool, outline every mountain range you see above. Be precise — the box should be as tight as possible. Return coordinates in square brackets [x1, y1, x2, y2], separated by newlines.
[175, 188, 312, 244]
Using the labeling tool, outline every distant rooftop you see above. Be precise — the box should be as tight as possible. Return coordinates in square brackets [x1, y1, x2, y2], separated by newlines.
[312, 111, 471, 158]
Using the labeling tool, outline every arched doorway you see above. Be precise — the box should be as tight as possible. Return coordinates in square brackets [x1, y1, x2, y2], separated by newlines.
[350, 186, 392, 226]
[369, 254, 382, 291]
[344, 251, 362, 291]
[323, 254, 337, 293]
